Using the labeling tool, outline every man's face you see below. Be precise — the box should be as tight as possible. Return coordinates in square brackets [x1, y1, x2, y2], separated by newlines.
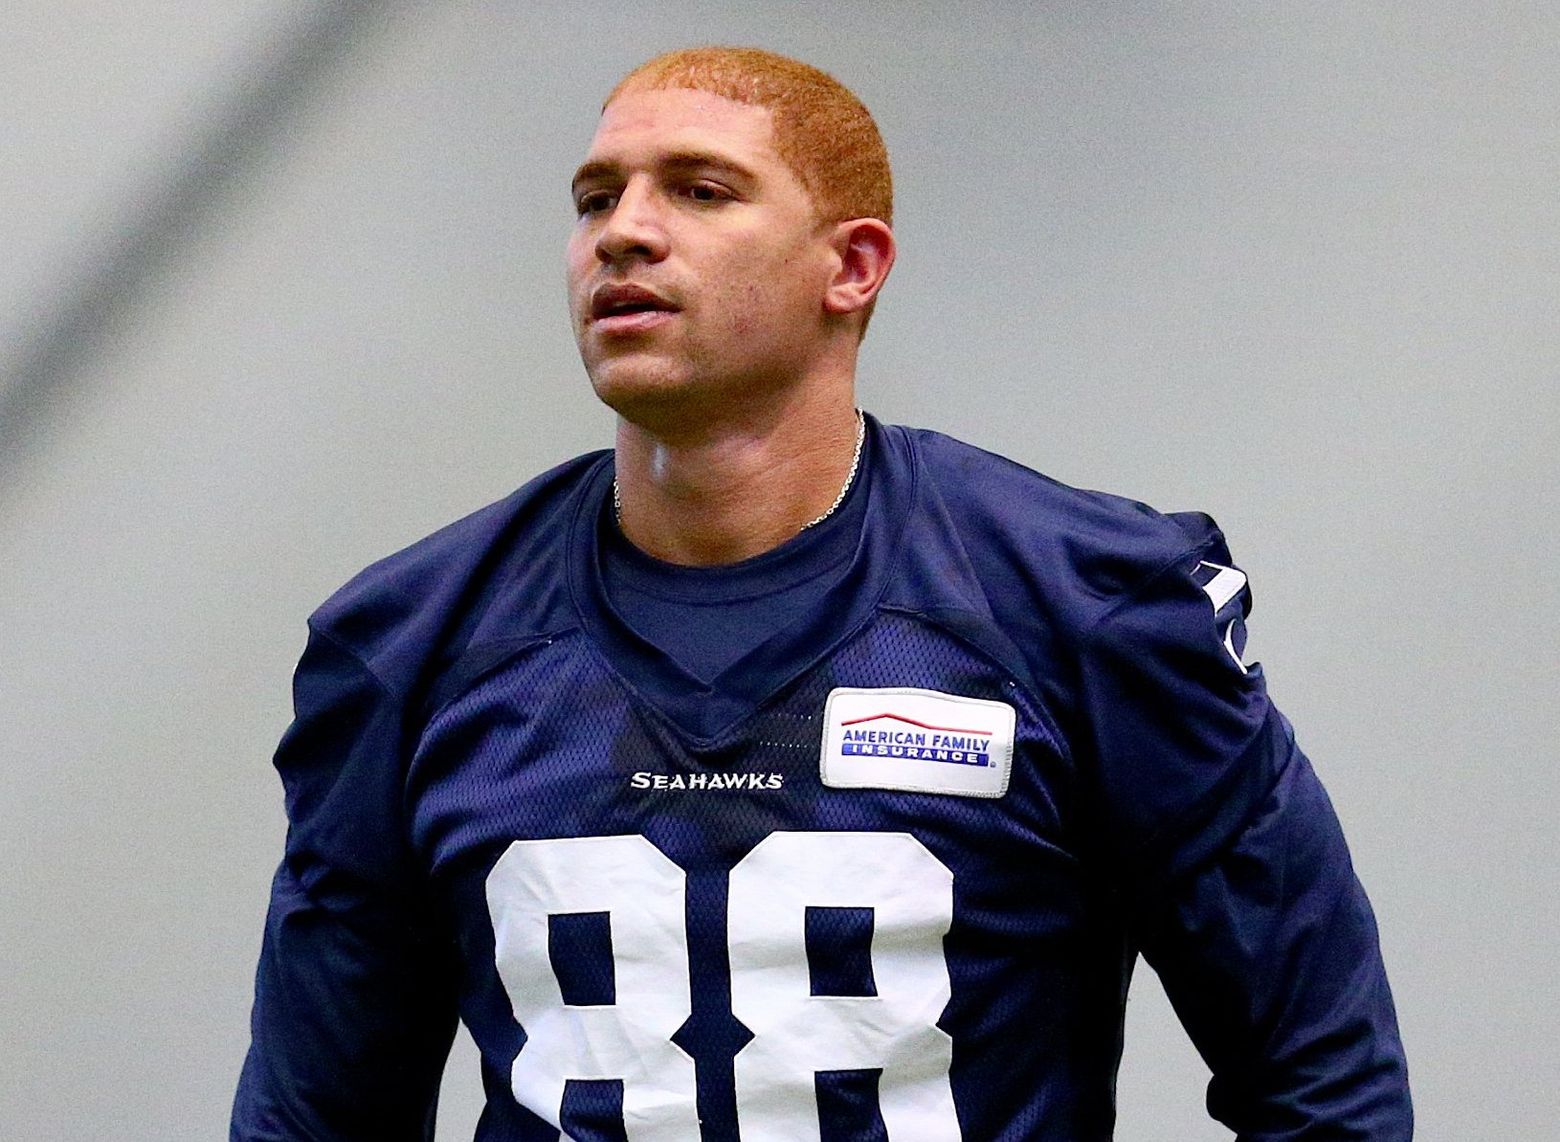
[567, 86, 837, 425]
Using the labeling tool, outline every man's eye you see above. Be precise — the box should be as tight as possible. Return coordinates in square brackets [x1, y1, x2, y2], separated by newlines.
[684, 182, 728, 203]
[576, 190, 617, 216]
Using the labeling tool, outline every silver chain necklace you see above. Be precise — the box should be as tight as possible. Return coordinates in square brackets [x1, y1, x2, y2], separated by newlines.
[612, 408, 865, 531]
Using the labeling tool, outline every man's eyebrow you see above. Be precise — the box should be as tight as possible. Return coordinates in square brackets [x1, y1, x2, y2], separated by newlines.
[571, 149, 758, 194]
[570, 159, 617, 193]
[659, 150, 757, 179]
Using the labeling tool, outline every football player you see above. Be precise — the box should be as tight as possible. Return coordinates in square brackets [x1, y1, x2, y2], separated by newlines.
[233, 46, 1411, 1140]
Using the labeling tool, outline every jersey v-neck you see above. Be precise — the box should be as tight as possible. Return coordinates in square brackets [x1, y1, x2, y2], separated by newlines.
[598, 438, 869, 687]
[566, 415, 916, 744]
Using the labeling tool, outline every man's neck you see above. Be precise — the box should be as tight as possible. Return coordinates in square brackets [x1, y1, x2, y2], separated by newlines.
[612, 391, 863, 567]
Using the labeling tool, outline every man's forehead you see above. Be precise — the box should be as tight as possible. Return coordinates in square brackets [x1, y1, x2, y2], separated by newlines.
[582, 87, 777, 167]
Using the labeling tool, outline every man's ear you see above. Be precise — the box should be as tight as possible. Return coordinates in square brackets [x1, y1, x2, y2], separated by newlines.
[822, 218, 896, 320]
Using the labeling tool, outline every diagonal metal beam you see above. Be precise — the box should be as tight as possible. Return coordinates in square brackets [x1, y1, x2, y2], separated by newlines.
[0, 0, 402, 508]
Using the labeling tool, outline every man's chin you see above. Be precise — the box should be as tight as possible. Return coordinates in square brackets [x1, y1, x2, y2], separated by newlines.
[588, 366, 701, 426]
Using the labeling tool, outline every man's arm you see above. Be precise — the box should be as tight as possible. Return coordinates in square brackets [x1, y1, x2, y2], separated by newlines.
[1076, 520, 1411, 1137]
[232, 628, 459, 1141]
[1135, 720, 1412, 1139]
[233, 861, 460, 1139]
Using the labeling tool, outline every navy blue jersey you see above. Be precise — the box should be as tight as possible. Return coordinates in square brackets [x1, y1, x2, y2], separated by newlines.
[233, 418, 1410, 1140]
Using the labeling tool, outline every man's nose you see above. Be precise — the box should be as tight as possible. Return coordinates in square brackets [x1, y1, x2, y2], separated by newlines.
[595, 178, 669, 265]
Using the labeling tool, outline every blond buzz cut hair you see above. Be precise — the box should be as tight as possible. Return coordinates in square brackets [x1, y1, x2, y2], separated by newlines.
[607, 46, 893, 230]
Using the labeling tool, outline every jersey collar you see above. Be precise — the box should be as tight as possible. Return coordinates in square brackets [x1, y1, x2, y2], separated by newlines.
[566, 414, 918, 744]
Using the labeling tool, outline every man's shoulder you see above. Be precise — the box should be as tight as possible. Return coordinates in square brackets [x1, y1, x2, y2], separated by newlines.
[308, 449, 609, 678]
[899, 425, 1229, 620]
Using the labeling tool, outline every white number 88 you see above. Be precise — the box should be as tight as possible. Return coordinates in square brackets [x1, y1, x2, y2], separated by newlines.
[486, 831, 958, 1140]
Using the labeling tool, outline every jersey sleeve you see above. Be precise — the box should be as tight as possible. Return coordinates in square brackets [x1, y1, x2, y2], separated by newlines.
[231, 626, 459, 1141]
[1075, 519, 1411, 1135]
[1076, 517, 1276, 886]
[1137, 733, 1413, 1138]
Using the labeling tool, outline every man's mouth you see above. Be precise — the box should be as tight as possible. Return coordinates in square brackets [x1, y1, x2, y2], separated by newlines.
[590, 284, 679, 325]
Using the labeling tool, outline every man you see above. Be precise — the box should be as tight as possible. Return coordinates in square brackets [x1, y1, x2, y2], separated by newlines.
[233, 46, 1411, 1140]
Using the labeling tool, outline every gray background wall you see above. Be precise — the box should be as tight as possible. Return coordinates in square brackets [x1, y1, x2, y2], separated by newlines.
[3, 3, 1555, 1138]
